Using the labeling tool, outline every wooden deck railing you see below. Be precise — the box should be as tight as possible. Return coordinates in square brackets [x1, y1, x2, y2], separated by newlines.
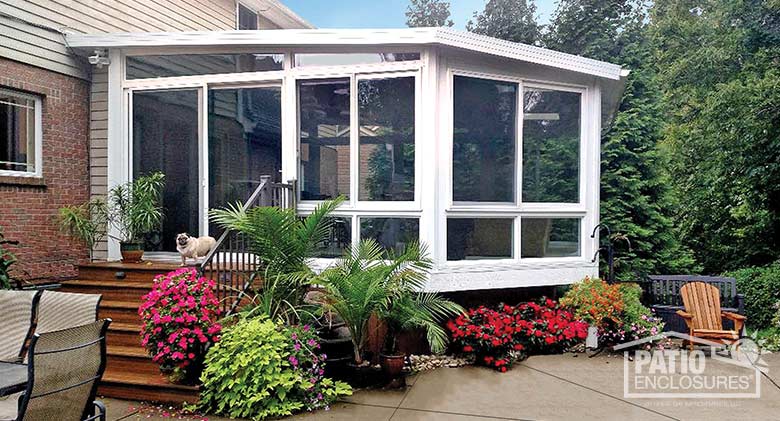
[198, 175, 296, 315]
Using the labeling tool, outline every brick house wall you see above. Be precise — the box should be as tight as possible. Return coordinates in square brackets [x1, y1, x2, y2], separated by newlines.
[0, 57, 91, 283]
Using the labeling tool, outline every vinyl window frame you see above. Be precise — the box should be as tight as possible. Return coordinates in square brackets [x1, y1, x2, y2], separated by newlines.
[442, 68, 591, 267]
[0, 88, 43, 178]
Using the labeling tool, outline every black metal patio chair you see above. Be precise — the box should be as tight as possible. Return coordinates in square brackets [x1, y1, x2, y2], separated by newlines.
[0, 319, 111, 421]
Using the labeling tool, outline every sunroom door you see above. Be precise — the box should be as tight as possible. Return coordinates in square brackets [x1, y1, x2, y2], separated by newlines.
[207, 84, 282, 237]
[131, 84, 282, 252]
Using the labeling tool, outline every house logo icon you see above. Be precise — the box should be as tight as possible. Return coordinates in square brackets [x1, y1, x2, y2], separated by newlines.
[615, 332, 768, 399]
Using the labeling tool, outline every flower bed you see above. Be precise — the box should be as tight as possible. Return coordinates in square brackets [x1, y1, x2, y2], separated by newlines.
[447, 298, 587, 372]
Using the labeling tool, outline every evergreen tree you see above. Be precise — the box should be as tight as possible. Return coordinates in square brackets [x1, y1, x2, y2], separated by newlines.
[466, 0, 541, 45]
[547, 0, 698, 279]
[650, 0, 780, 273]
[405, 0, 454, 27]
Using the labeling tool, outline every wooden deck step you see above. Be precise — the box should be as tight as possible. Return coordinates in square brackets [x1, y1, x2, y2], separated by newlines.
[98, 300, 141, 325]
[100, 370, 199, 404]
[107, 345, 160, 377]
[61, 279, 151, 301]
[79, 262, 192, 283]
[107, 322, 142, 348]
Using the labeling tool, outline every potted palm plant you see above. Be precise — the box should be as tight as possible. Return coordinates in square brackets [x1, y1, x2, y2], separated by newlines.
[60, 172, 165, 263]
[317, 240, 462, 385]
[378, 288, 462, 380]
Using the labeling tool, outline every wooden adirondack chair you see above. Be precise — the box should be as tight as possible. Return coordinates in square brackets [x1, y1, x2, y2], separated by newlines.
[676, 281, 746, 349]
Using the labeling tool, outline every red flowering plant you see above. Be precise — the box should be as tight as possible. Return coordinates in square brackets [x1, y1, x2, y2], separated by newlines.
[447, 305, 524, 372]
[447, 298, 588, 372]
[511, 298, 588, 354]
[139, 268, 222, 384]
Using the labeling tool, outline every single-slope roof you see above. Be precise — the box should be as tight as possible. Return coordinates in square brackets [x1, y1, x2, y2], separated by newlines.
[66, 27, 627, 81]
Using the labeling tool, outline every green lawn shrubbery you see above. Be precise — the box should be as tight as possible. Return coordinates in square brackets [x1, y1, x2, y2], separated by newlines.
[726, 261, 780, 328]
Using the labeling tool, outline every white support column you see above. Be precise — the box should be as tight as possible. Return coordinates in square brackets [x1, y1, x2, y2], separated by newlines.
[281, 52, 298, 186]
[419, 47, 441, 271]
[106, 49, 125, 261]
[198, 85, 209, 236]
[583, 82, 602, 275]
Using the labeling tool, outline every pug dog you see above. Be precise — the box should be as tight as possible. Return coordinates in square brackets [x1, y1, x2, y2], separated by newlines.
[176, 233, 217, 266]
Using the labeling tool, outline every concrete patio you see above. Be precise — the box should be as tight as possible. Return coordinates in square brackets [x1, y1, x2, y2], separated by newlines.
[102, 352, 780, 421]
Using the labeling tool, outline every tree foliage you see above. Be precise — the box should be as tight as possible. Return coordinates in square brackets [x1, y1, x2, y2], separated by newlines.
[405, 0, 454, 27]
[466, 0, 542, 45]
[405, 0, 780, 276]
[650, 0, 780, 273]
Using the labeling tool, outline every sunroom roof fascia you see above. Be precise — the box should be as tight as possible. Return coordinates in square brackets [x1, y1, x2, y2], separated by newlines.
[65, 28, 623, 81]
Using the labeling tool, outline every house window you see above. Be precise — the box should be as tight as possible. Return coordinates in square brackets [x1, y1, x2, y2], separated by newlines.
[298, 79, 351, 200]
[521, 218, 580, 258]
[447, 218, 513, 261]
[448, 74, 585, 263]
[358, 76, 415, 201]
[126, 54, 283, 79]
[0, 88, 41, 177]
[452, 76, 516, 203]
[312, 217, 352, 258]
[237, 3, 259, 30]
[522, 88, 581, 203]
[299, 71, 420, 259]
[294, 53, 421, 67]
[360, 217, 419, 255]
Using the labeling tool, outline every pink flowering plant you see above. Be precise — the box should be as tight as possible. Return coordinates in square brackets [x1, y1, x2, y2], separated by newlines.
[139, 268, 222, 383]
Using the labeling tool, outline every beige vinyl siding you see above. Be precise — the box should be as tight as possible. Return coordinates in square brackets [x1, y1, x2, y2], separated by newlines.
[0, 0, 237, 79]
[90, 68, 109, 260]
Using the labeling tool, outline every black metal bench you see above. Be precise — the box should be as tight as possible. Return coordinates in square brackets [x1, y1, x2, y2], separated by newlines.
[639, 275, 745, 333]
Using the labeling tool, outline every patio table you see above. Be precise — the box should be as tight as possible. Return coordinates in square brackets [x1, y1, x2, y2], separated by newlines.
[0, 362, 27, 396]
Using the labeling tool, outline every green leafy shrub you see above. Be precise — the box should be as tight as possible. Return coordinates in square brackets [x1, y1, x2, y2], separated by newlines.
[199, 317, 351, 420]
[727, 261, 780, 328]
[0, 226, 20, 290]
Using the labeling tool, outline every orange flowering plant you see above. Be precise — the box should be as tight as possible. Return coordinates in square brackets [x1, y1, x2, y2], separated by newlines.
[559, 277, 624, 326]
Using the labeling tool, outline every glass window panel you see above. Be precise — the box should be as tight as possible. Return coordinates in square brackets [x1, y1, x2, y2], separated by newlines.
[522, 89, 581, 203]
[238, 3, 259, 30]
[298, 79, 351, 200]
[452, 76, 516, 202]
[312, 217, 352, 258]
[521, 218, 580, 258]
[126, 54, 283, 79]
[132, 90, 199, 252]
[294, 53, 420, 67]
[0, 91, 36, 173]
[447, 218, 513, 260]
[360, 217, 419, 255]
[208, 86, 282, 237]
[358, 77, 415, 201]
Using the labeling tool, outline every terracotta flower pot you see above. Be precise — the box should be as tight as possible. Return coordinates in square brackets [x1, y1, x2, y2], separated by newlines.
[120, 242, 144, 263]
[380, 354, 406, 379]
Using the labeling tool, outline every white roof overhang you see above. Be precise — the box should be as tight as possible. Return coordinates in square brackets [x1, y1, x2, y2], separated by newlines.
[66, 27, 624, 81]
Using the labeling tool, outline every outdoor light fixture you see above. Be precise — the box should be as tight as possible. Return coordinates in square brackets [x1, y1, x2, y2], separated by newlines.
[87, 49, 110, 68]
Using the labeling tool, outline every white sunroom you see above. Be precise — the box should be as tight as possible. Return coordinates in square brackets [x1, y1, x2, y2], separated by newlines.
[67, 28, 628, 292]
